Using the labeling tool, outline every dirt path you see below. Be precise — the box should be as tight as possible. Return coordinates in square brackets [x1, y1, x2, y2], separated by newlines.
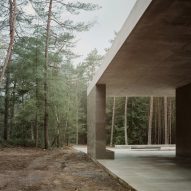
[0, 147, 129, 191]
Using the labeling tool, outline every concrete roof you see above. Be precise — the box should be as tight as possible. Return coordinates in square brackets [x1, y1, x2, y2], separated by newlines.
[87, 0, 191, 96]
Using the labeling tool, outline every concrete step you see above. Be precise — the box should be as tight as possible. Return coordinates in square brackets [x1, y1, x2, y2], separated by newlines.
[115, 144, 176, 150]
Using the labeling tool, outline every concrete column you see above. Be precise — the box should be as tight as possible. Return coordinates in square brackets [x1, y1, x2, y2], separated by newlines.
[87, 84, 114, 159]
[176, 83, 191, 157]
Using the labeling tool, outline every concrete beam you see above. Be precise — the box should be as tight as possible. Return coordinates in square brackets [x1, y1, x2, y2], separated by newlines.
[88, 0, 152, 96]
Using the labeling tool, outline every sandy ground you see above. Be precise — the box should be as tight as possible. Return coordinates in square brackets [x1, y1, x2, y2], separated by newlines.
[0, 147, 129, 191]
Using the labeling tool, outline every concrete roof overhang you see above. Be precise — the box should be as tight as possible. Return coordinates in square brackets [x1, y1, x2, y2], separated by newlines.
[87, 0, 191, 97]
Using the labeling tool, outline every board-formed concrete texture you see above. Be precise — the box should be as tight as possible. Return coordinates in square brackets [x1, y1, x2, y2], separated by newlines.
[87, 0, 191, 159]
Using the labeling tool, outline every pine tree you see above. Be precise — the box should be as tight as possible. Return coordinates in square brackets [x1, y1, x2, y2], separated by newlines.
[0, 0, 17, 82]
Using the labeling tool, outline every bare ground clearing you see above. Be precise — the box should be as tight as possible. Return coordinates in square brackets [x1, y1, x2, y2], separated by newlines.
[0, 147, 130, 191]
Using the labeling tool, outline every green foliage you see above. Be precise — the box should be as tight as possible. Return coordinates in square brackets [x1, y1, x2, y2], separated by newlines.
[127, 97, 149, 144]
[106, 96, 176, 145]
[80, 49, 103, 82]
[0, 0, 176, 149]
[0, 0, 101, 147]
[107, 97, 149, 145]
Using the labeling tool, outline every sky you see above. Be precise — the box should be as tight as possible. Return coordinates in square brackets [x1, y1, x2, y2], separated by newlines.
[26, 0, 137, 64]
[72, 0, 137, 64]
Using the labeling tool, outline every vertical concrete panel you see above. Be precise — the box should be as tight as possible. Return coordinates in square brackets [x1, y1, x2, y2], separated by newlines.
[176, 83, 191, 157]
[95, 85, 107, 156]
[87, 84, 114, 159]
[87, 87, 96, 158]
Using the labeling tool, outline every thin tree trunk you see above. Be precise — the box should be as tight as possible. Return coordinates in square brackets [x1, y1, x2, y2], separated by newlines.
[157, 98, 161, 144]
[124, 96, 128, 145]
[110, 97, 116, 147]
[168, 98, 172, 144]
[76, 109, 79, 145]
[35, 78, 38, 148]
[164, 96, 168, 144]
[76, 80, 79, 145]
[35, 113, 38, 147]
[35, 36, 39, 147]
[65, 120, 68, 146]
[64, 95, 70, 146]
[148, 96, 153, 145]
[9, 80, 16, 138]
[43, 0, 53, 149]
[154, 98, 157, 144]
[0, 0, 16, 82]
[3, 68, 10, 141]
[55, 106, 60, 147]
[31, 122, 34, 141]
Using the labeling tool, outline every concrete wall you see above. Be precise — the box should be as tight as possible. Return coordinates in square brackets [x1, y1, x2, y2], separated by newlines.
[87, 84, 114, 159]
[176, 83, 191, 157]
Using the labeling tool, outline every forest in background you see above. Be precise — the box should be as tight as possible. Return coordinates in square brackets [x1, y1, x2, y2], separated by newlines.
[107, 97, 176, 146]
[0, 0, 176, 149]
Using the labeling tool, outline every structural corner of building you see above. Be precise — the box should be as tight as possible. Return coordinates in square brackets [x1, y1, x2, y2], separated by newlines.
[87, 84, 114, 160]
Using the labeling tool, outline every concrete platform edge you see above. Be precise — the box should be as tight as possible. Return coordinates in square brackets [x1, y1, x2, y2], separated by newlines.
[91, 157, 137, 191]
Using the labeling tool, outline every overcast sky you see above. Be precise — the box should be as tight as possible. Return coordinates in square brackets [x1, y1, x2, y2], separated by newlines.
[25, 0, 137, 64]
[73, 0, 137, 64]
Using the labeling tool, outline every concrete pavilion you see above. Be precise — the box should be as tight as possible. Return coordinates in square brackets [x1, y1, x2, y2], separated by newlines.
[87, 0, 191, 159]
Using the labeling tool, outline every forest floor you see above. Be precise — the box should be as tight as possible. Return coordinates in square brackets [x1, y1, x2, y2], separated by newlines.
[0, 147, 129, 191]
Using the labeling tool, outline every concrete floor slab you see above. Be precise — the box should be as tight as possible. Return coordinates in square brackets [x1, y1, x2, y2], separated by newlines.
[73, 146, 191, 191]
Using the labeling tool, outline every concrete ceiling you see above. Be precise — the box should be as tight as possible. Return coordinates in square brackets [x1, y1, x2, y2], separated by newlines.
[88, 0, 191, 96]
